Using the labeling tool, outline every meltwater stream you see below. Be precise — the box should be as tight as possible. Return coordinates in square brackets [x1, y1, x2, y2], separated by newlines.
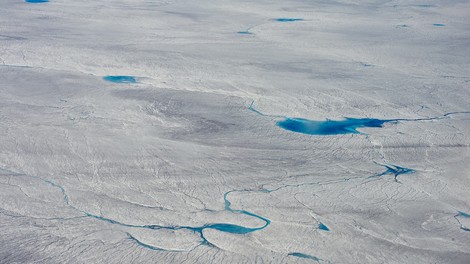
[1, 161, 408, 253]
[2, 101, 468, 256]
[0, 167, 270, 251]
[454, 211, 470, 232]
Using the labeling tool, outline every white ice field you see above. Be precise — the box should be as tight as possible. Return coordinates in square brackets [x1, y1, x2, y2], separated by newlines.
[1, 0, 469, 263]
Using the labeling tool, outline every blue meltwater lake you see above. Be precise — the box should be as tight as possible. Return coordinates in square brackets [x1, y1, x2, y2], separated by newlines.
[276, 117, 394, 135]
[249, 101, 470, 136]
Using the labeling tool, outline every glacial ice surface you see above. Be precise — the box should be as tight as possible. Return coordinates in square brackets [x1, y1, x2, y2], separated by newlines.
[1, 0, 470, 263]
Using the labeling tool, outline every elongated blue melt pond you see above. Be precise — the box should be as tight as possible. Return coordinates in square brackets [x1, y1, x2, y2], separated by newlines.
[204, 223, 261, 234]
[318, 222, 330, 231]
[276, 18, 304, 22]
[288, 252, 321, 261]
[25, 0, 48, 2]
[277, 117, 393, 135]
[103, 75, 137, 83]
[237, 31, 252, 35]
[433, 23, 446, 27]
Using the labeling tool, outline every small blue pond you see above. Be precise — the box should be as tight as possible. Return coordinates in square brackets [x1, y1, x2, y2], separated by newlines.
[318, 222, 330, 231]
[433, 23, 446, 27]
[25, 0, 48, 2]
[277, 117, 394, 135]
[276, 18, 304, 22]
[369, 163, 415, 182]
[103, 75, 137, 83]
[237, 31, 252, 35]
[383, 164, 414, 177]
[288, 252, 321, 261]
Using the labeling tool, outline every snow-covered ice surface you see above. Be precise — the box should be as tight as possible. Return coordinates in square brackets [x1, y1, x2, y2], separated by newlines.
[1, 0, 470, 263]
